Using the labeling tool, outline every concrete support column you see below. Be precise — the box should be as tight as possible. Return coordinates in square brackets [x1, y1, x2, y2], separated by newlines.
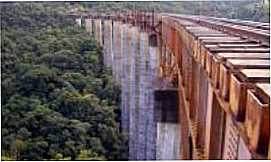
[155, 89, 180, 160]
[111, 21, 116, 82]
[85, 18, 93, 34]
[149, 34, 159, 75]
[121, 24, 131, 133]
[128, 26, 140, 160]
[119, 23, 125, 86]
[146, 33, 159, 160]
[94, 19, 102, 46]
[136, 32, 149, 160]
[103, 19, 113, 68]
[75, 18, 82, 26]
[112, 21, 122, 85]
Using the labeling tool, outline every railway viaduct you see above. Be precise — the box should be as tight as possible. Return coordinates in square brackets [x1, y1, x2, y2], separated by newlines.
[72, 12, 270, 160]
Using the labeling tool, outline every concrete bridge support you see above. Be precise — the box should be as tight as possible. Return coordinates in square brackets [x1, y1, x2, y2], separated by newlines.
[80, 12, 270, 160]
[112, 21, 123, 85]
[120, 24, 131, 133]
[127, 26, 141, 160]
[87, 17, 181, 160]
[85, 18, 93, 35]
[103, 20, 113, 68]
[155, 89, 180, 160]
[94, 19, 102, 46]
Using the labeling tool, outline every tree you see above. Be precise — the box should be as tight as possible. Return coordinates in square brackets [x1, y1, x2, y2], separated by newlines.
[1, 2, 127, 160]
[10, 138, 27, 160]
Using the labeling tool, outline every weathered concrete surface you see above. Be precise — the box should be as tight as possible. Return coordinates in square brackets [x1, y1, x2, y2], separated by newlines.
[103, 20, 113, 68]
[154, 86, 180, 160]
[121, 24, 131, 133]
[121, 27, 159, 160]
[156, 123, 181, 160]
[112, 21, 122, 85]
[88, 19, 181, 160]
[94, 19, 102, 46]
[127, 26, 140, 160]
[75, 18, 81, 26]
[85, 18, 93, 34]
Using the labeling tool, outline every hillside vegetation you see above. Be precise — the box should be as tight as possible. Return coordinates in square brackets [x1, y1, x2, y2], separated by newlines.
[1, 3, 127, 160]
[76, 1, 270, 22]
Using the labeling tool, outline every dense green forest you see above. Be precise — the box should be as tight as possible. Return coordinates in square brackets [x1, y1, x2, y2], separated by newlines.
[75, 0, 270, 22]
[1, 3, 127, 160]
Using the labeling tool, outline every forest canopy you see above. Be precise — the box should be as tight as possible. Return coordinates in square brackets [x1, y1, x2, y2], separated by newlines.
[1, 2, 127, 160]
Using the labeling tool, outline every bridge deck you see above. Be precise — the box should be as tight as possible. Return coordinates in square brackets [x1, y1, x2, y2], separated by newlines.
[81, 12, 270, 160]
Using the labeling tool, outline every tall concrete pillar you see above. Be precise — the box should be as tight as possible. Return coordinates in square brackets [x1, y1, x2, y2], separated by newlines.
[112, 21, 122, 85]
[155, 89, 180, 160]
[149, 34, 159, 74]
[85, 18, 93, 34]
[94, 19, 102, 46]
[136, 32, 149, 160]
[111, 21, 116, 82]
[119, 23, 125, 86]
[121, 24, 131, 133]
[128, 26, 140, 160]
[128, 32, 160, 160]
[75, 18, 82, 26]
[103, 19, 113, 68]
[146, 33, 159, 159]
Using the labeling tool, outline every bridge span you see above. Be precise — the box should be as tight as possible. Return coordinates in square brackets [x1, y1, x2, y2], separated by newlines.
[74, 12, 270, 160]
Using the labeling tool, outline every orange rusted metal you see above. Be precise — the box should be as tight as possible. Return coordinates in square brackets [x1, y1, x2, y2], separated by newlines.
[156, 13, 270, 159]
[245, 83, 270, 155]
[86, 11, 270, 160]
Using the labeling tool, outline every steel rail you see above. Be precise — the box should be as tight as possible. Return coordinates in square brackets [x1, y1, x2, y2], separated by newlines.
[187, 15, 270, 31]
[162, 13, 270, 46]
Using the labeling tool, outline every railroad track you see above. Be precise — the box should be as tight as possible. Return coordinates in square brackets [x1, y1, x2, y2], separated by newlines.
[162, 13, 270, 46]
[174, 15, 270, 32]
[199, 16, 270, 31]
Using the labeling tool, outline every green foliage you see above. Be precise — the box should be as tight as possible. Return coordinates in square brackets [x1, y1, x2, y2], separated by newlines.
[1, 2, 127, 160]
[76, 149, 106, 160]
[78, 1, 269, 22]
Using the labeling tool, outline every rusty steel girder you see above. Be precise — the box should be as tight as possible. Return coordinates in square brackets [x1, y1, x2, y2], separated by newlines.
[157, 13, 270, 160]
[87, 11, 270, 160]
